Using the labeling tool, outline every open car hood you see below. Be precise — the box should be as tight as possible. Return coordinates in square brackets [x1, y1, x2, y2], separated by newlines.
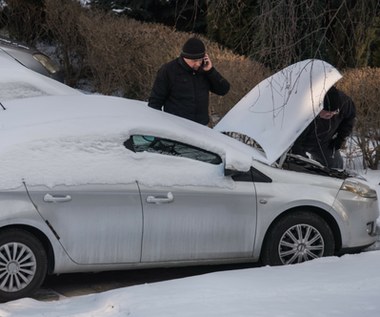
[215, 59, 342, 165]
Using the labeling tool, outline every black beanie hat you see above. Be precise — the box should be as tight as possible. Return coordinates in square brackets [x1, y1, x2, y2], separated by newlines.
[181, 38, 205, 59]
[323, 86, 340, 111]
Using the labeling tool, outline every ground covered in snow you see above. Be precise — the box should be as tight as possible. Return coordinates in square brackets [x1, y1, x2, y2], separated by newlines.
[1, 248, 379, 317]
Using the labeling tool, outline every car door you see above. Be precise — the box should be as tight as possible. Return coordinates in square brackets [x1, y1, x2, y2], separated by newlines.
[140, 182, 257, 262]
[26, 183, 143, 264]
[127, 135, 257, 263]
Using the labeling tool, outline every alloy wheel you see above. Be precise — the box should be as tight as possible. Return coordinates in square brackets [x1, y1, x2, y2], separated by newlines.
[278, 223, 324, 264]
[0, 242, 37, 292]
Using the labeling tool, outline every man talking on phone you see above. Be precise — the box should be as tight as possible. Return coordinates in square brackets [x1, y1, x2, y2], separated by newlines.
[148, 37, 230, 125]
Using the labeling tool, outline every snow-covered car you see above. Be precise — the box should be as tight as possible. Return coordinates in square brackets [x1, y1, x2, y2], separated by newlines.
[0, 50, 80, 102]
[0, 36, 63, 82]
[0, 58, 378, 301]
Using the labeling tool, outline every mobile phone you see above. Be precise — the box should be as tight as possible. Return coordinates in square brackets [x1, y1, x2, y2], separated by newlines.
[202, 58, 209, 68]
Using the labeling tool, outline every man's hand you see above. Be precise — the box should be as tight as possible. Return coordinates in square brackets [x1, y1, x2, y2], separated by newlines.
[203, 53, 212, 71]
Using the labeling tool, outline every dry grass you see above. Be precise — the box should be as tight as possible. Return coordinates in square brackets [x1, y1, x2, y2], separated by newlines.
[338, 68, 380, 169]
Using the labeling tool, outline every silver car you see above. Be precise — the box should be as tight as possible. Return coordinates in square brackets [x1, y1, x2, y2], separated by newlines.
[0, 57, 378, 301]
[0, 36, 63, 82]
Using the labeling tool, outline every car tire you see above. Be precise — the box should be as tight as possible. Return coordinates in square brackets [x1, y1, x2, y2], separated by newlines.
[0, 229, 47, 302]
[261, 211, 335, 266]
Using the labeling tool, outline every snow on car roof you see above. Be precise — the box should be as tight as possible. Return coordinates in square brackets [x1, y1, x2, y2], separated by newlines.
[0, 82, 51, 100]
[0, 94, 262, 190]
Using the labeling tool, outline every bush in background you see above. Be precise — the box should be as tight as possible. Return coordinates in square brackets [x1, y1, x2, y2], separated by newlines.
[0, 0, 45, 42]
[44, 0, 88, 86]
[44, 0, 269, 124]
[339, 68, 380, 170]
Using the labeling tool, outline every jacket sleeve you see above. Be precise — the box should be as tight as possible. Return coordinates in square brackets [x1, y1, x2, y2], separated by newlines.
[205, 67, 230, 96]
[148, 66, 170, 110]
[333, 98, 356, 149]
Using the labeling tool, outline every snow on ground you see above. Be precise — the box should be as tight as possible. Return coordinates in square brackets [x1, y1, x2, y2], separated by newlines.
[0, 173, 379, 317]
[1, 245, 380, 317]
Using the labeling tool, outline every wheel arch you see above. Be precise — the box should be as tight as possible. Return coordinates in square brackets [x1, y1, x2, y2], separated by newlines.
[261, 205, 342, 258]
[1, 224, 55, 274]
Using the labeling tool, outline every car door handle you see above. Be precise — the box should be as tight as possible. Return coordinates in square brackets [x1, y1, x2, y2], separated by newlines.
[44, 193, 72, 203]
[146, 192, 174, 204]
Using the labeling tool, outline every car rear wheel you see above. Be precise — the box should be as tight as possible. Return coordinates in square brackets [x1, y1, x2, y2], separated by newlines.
[0, 229, 47, 302]
[261, 211, 335, 266]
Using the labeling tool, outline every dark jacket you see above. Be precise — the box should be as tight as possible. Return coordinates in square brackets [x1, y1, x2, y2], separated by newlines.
[148, 57, 230, 125]
[292, 88, 356, 167]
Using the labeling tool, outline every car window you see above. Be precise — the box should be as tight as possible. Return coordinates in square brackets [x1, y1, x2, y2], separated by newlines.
[126, 135, 222, 165]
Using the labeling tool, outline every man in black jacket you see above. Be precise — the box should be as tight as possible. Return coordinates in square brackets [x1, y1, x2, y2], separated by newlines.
[292, 86, 356, 169]
[148, 37, 230, 125]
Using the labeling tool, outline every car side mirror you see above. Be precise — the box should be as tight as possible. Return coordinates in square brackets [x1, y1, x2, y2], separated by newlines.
[123, 138, 135, 152]
[224, 168, 239, 177]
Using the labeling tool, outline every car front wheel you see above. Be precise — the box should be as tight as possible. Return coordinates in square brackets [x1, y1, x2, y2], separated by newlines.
[0, 229, 47, 302]
[261, 211, 335, 266]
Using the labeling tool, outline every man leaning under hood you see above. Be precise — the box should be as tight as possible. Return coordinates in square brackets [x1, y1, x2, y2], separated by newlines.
[292, 86, 356, 169]
[148, 37, 230, 126]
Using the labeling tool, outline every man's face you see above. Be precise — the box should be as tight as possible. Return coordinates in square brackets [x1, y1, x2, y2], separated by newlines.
[319, 109, 339, 120]
[183, 57, 203, 70]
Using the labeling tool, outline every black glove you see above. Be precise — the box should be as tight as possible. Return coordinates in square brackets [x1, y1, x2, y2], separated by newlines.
[329, 138, 344, 151]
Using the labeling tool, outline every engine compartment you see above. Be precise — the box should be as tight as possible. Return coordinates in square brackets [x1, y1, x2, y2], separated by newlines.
[282, 154, 355, 179]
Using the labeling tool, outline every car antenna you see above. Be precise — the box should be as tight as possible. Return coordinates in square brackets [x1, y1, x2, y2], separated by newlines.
[0, 101, 5, 110]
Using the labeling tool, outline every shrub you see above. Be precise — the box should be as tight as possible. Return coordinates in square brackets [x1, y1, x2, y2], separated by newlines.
[339, 68, 380, 170]
[0, 0, 45, 43]
[44, 0, 88, 86]
[76, 12, 177, 99]
[42, 0, 269, 124]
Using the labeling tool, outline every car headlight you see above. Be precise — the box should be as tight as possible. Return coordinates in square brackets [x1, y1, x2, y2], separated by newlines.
[341, 179, 377, 198]
[33, 53, 60, 74]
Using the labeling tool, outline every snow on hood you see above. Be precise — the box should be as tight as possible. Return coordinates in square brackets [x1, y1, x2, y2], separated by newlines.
[215, 59, 343, 165]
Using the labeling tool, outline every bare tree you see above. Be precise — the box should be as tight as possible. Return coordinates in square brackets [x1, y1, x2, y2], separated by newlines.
[207, 0, 380, 70]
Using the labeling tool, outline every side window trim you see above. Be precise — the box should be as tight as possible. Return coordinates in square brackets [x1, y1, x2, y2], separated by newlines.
[226, 167, 272, 183]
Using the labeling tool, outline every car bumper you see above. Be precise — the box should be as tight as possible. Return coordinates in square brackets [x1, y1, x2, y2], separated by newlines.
[333, 190, 379, 250]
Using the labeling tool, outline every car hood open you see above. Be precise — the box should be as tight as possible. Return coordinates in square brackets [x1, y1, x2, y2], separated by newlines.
[215, 59, 342, 165]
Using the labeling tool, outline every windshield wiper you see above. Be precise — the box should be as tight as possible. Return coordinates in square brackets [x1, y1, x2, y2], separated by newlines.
[0, 101, 5, 110]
